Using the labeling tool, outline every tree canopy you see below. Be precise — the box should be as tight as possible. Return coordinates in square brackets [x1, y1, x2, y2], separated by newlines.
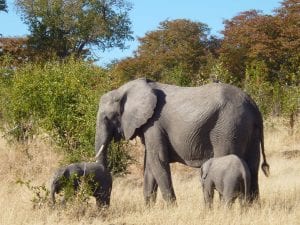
[0, 37, 31, 64]
[15, 0, 133, 60]
[220, 0, 300, 84]
[114, 19, 211, 85]
[0, 0, 7, 12]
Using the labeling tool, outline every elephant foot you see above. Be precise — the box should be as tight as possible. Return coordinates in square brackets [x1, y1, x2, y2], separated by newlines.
[165, 199, 177, 208]
[144, 194, 177, 207]
[248, 191, 260, 204]
[248, 174, 260, 203]
[96, 200, 110, 209]
[162, 194, 177, 207]
[145, 195, 157, 207]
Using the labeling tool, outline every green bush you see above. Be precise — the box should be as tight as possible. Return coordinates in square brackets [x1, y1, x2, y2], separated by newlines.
[280, 85, 299, 117]
[244, 60, 274, 116]
[1, 61, 103, 161]
[0, 55, 14, 122]
[160, 66, 192, 86]
[1, 58, 133, 174]
[4, 60, 99, 157]
[108, 141, 133, 175]
[209, 61, 237, 85]
[244, 60, 299, 120]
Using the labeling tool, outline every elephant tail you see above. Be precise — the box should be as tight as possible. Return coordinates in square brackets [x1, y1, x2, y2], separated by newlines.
[260, 121, 270, 177]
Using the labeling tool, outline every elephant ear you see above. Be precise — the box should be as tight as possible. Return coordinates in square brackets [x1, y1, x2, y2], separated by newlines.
[121, 78, 157, 140]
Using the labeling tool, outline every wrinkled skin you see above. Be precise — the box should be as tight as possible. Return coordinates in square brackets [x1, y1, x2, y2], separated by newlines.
[95, 78, 269, 205]
[50, 162, 112, 207]
[200, 154, 251, 208]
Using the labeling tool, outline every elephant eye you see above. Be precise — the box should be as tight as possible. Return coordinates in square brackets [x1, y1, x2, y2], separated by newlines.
[110, 112, 120, 121]
[102, 116, 109, 123]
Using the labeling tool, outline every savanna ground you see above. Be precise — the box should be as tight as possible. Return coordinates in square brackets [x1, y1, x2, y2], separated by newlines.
[0, 118, 299, 225]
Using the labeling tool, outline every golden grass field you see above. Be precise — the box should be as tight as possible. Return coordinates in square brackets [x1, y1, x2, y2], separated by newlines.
[0, 118, 299, 225]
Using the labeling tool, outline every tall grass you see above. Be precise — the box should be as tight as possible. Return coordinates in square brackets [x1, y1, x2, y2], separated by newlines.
[0, 118, 299, 225]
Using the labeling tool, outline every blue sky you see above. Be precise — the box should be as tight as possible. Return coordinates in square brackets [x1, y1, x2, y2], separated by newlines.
[0, 0, 281, 66]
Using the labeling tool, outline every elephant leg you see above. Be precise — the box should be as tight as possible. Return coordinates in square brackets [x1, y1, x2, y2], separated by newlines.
[203, 184, 214, 208]
[222, 188, 235, 208]
[246, 141, 260, 202]
[218, 192, 223, 202]
[144, 128, 176, 204]
[95, 187, 111, 208]
[144, 166, 158, 206]
[249, 170, 259, 202]
[223, 198, 234, 208]
[148, 152, 176, 204]
[238, 194, 249, 208]
[95, 196, 110, 208]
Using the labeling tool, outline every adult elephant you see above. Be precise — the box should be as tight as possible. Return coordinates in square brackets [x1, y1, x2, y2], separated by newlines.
[95, 78, 269, 205]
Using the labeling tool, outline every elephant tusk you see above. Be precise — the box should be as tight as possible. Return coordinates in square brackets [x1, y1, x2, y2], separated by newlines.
[95, 145, 104, 159]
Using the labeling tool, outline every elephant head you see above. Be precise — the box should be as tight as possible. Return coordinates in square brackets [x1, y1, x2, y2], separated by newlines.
[95, 78, 157, 165]
[50, 167, 69, 203]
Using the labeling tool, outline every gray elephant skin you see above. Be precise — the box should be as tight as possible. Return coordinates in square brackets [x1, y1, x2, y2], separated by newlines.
[95, 78, 269, 205]
[50, 162, 112, 207]
[200, 154, 251, 207]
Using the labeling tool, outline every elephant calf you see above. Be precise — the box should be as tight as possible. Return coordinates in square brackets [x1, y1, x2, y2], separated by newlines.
[200, 154, 251, 208]
[50, 162, 112, 207]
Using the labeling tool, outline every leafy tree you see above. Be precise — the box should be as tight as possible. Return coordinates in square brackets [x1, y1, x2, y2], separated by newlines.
[113, 19, 211, 85]
[220, 10, 276, 83]
[220, 0, 300, 85]
[0, 0, 7, 12]
[0, 37, 33, 64]
[15, 0, 133, 60]
[273, 0, 300, 85]
[206, 35, 222, 58]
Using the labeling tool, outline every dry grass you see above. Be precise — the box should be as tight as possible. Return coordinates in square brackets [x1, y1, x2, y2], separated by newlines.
[0, 118, 299, 225]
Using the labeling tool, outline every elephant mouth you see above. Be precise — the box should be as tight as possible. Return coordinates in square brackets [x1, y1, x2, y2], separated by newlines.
[113, 127, 124, 141]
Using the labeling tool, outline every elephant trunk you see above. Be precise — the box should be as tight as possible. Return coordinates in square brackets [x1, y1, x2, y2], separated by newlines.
[50, 182, 56, 204]
[95, 144, 107, 165]
[95, 138, 109, 168]
[95, 117, 112, 168]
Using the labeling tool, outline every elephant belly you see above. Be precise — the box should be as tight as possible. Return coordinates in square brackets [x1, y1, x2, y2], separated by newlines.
[166, 124, 215, 167]
[166, 110, 251, 167]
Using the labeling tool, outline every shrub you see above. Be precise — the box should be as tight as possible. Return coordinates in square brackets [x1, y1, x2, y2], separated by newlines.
[4, 60, 100, 157]
[0, 55, 14, 122]
[209, 61, 237, 85]
[108, 141, 133, 175]
[279, 85, 300, 132]
[160, 66, 192, 86]
[244, 60, 299, 122]
[1, 59, 130, 171]
[244, 60, 274, 116]
[16, 179, 50, 209]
